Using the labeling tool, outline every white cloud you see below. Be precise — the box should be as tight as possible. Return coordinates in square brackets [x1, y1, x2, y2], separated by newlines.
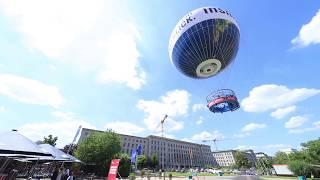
[233, 132, 251, 138]
[191, 130, 224, 141]
[291, 9, 320, 47]
[104, 121, 144, 136]
[241, 84, 320, 112]
[196, 116, 203, 125]
[0, 106, 5, 112]
[19, 111, 96, 147]
[285, 116, 307, 129]
[137, 89, 190, 132]
[49, 64, 56, 71]
[241, 123, 266, 132]
[288, 120, 320, 134]
[270, 106, 296, 119]
[181, 138, 193, 143]
[192, 104, 206, 112]
[0, 74, 64, 108]
[264, 144, 293, 149]
[0, 0, 145, 90]
[235, 145, 256, 150]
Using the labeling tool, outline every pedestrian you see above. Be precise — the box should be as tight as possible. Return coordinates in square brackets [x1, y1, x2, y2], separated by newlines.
[51, 167, 59, 180]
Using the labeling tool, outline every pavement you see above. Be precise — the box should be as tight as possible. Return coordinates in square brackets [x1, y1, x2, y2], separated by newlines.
[131, 176, 262, 180]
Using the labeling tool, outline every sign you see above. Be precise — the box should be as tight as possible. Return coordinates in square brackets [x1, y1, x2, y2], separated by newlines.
[107, 159, 120, 180]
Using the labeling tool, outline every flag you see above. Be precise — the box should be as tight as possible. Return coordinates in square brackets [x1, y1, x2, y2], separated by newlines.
[189, 147, 193, 160]
[137, 144, 142, 155]
[131, 149, 137, 163]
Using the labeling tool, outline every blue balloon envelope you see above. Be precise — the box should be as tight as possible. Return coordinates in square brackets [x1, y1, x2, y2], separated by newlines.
[169, 7, 240, 79]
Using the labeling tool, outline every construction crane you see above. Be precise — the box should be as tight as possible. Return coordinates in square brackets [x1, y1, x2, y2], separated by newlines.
[202, 138, 224, 151]
[155, 114, 168, 138]
[160, 114, 168, 137]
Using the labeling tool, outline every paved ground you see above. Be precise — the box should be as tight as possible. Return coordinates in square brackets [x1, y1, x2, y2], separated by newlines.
[130, 176, 261, 180]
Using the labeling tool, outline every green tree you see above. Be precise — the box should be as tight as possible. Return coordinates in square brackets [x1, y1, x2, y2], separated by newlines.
[75, 130, 121, 176]
[301, 138, 320, 164]
[114, 153, 131, 177]
[137, 155, 148, 169]
[39, 134, 58, 146]
[272, 151, 289, 164]
[150, 154, 159, 169]
[62, 144, 78, 155]
[288, 160, 312, 177]
[234, 151, 251, 170]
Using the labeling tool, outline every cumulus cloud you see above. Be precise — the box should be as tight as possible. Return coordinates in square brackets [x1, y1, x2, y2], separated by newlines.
[19, 111, 96, 147]
[285, 116, 307, 129]
[0, 0, 145, 90]
[181, 138, 193, 143]
[241, 84, 320, 112]
[270, 106, 296, 119]
[192, 104, 206, 112]
[291, 9, 320, 47]
[235, 145, 256, 150]
[0, 106, 5, 112]
[137, 89, 190, 132]
[191, 130, 224, 141]
[264, 144, 293, 149]
[0, 74, 64, 108]
[104, 121, 144, 136]
[241, 123, 267, 132]
[196, 116, 204, 125]
[288, 120, 320, 134]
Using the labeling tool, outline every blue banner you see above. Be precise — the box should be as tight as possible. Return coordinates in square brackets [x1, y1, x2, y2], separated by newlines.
[131, 149, 137, 163]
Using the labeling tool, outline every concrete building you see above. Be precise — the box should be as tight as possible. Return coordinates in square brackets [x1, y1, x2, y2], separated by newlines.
[78, 128, 217, 169]
[212, 150, 237, 167]
[212, 149, 257, 167]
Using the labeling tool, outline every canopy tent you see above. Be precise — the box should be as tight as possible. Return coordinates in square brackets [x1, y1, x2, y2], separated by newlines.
[36, 144, 81, 163]
[0, 130, 51, 157]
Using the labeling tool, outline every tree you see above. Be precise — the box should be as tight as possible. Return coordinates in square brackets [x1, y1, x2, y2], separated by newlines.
[301, 138, 320, 164]
[272, 151, 289, 164]
[39, 135, 58, 146]
[288, 160, 312, 177]
[137, 155, 148, 169]
[114, 153, 131, 177]
[234, 151, 251, 170]
[150, 154, 159, 169]
[62, 144, 78, 155]
[75, 130, 121, 176]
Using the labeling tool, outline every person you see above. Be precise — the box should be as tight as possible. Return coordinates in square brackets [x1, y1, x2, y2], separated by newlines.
[67, 170, 73, 180]
[51, 167, 59, 180]
[56, 168, 63, 180]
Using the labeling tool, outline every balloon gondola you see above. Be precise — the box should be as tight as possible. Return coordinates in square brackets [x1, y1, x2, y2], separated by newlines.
[206, 89, 240, 113]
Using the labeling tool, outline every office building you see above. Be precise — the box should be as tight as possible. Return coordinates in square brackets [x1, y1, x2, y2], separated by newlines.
[78, 128, 217, 169]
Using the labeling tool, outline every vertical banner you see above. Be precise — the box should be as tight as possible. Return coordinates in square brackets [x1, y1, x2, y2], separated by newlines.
[107, 159, 120, 180]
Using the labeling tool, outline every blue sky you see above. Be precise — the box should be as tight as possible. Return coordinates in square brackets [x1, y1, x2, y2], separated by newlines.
[0, 0, 319, 155]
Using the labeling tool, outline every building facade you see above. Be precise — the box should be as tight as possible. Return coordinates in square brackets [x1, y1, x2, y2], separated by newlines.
[78, 128, 217, 169]
[212, 149, 257, 167]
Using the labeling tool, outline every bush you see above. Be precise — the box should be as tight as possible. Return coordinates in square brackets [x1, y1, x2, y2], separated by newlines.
[288, 161, 312, 176]
[147, 171, 151, 180]
[169, 173, 173, 180]
[141, 169, 145, 178]
[129, 173, 136, 180]
[113, 153, 131, 177]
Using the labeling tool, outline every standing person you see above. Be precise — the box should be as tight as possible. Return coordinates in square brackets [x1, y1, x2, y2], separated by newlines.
[56, 168, 63, 180]
[51, 167, 59, 180]
[67, 170, 73, 180]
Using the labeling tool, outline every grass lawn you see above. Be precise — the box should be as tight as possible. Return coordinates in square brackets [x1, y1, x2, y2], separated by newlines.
[166, 172, 217, 177]
[260, 176, 296, 180]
